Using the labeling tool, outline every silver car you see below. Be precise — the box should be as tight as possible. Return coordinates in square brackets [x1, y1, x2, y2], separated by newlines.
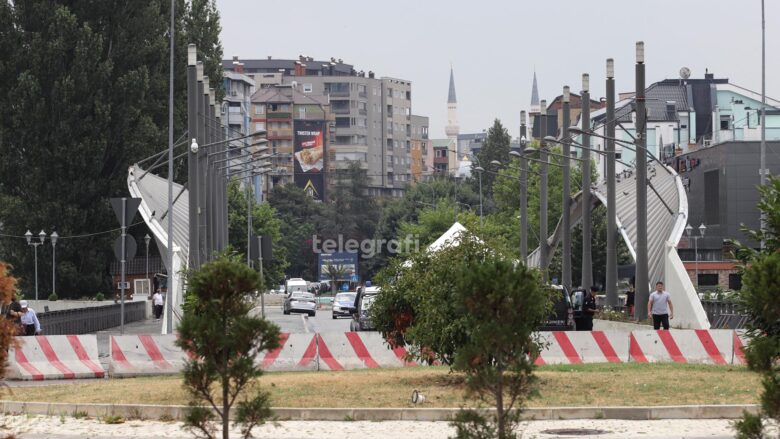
[283, 292, 317, 317]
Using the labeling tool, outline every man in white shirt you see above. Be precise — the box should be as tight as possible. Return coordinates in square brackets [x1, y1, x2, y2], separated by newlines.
[152, 291, 164, 320]
[647, 281, 674, 330]
[19, 300, 41, 336]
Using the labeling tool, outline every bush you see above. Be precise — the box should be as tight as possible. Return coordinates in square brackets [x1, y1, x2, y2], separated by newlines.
[95, 292, 105, 301]
[47, 292, 58, 301]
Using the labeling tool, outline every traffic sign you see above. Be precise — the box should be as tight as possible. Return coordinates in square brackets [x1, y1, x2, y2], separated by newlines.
[110, 197, 141, 227]
[351, 274, 358, 282]
[113, 235, 137, 261]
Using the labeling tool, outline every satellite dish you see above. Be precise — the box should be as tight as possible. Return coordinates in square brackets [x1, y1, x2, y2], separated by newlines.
[680, 67, 691, 79]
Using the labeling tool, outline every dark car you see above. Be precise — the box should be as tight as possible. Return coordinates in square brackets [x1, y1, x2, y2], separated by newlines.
[283, 291, 317, 317]
[350, 286, 380, 331]
[538, 284, 575, 331]
[332, 292, 357, 319]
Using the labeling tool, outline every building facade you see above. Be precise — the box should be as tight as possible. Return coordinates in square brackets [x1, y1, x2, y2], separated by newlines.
[226, 56, 420, 197]
[410, 115, 429, 182]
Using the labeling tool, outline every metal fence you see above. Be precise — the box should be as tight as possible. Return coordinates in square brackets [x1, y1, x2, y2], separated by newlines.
[37, 301, 146, 335]
[700, 300, 748, 329]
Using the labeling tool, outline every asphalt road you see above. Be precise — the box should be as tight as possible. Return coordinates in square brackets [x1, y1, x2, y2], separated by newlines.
[254, 303, 354, 334]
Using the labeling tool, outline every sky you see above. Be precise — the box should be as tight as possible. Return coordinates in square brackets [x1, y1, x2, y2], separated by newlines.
[218, 0, 779, 140]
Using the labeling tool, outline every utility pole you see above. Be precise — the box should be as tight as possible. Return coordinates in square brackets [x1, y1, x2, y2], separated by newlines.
[760, 0, 767, 247]
[605, 58, 619, 307]
[165, 0, 175, 335]
[581, 74, 593, 289]
[634, 41, 650, 320]
[520, 111, 528, 262]
[196, 62, 207, 264]
[562, 87, 572, 291]
[539, 100, 549, 281]
[187, 44, 200, 269]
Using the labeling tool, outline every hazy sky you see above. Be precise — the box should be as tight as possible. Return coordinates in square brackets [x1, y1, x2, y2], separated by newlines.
[218, 0, 779, 139]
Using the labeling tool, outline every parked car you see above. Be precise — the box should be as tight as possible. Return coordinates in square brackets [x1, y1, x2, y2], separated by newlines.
[350, 286, 380, 331]
[283, 291, 317, 317]
[538, 284, 575, 331]
[285, 278, 308, 295]
[332, 292, 357, 319]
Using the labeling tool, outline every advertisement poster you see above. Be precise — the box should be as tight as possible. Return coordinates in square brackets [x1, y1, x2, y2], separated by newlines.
[294, 120, 326, 201]
[318, 252, 358, 282]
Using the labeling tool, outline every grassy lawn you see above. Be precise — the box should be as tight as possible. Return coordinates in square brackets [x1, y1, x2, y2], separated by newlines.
[2, 363, 760, 408]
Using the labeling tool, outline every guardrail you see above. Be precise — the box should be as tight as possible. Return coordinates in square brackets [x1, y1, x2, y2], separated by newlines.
[37, 301, 146, 335]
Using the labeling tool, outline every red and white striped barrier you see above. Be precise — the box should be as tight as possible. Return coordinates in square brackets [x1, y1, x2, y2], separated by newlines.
[257, 333, 318, 372]
[8, 335, 104, 380]
[534, 331, 629, 365]
[109, 335, 186, 377]
[314, 332, 414, 371]
[629, 330, 734, 364]
[732, 330, 749, 365]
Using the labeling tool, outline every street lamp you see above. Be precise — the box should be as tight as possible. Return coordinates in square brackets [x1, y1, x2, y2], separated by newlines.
[25, 229, 46, 301]
[50, 231, 58, 297]
[685, 223, 707, 289]
[144, 234, 151, 295]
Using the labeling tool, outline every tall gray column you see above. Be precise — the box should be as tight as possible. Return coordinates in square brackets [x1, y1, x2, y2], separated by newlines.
[202, 76, 213, 260]
[581, 75, 593, 289]
[539, 100, 549, 281]
[605, 59, 618, 307]
[196, 64, 207, 264]
[520, 111, 528, 263]
[561, 87, 572, 290]
[634, 41, 650, 319]
[186, 44, 200, 269]
[207, 86, 216, 259]
[215, 110, 224, 252]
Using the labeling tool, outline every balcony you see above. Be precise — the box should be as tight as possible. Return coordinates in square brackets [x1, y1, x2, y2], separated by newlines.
[433, 156, 449, 165]
[267, 112, 291, 120]
[328, 90, 350, 98]
[331, 107, 350, 115]
[228, 113, 245, 126]
[358, 91, 367, 98]
[358, 109, 367, 116]
[268, 129, 293, 140]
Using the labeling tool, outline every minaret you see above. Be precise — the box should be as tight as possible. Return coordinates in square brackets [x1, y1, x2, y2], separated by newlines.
[529, 70, 541, 139]
[445, 67, 459, 165]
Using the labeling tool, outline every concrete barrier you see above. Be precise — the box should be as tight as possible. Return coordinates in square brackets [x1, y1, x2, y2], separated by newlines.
[629, 329, 733, 364]
[315, 332, 412, 370]
[257, 333, 318, 372]
[733, 329, 750, 365]
[109, 335, 185, 377]
[535, 331, 629, 365]
[7, 335, 104, 380]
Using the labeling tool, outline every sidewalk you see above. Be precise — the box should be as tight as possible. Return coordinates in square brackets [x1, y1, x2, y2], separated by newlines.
[1, 416, 743, 439]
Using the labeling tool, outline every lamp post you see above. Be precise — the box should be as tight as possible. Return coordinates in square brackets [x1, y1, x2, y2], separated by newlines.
[474, 166, 484, 227]
[144, 234, 151, 295]
[561, 86, 572, 292]
[519, 111, 529, 262]
[605, 58, 618, 307]
[25, 230, 46, 301]
[539, 100, 549, 280]
[50, 231, 58, 297]
[685, 223, 707, 289]
[634, 41, 650, 320]
[580, 74, 593, 290]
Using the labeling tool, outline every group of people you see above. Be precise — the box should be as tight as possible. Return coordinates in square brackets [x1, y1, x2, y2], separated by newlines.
[5, 298, 42, 336]
[575, 281, 675, 331]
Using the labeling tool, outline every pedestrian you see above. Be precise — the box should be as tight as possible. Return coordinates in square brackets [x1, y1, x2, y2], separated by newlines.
[152, 290, 164, 320]
[648, 281, 674, 330]
[625, 284, 635, 317]
[19, 300, 41, 336]
[6, 296, 23, 335]
[576, 286, 598, 331]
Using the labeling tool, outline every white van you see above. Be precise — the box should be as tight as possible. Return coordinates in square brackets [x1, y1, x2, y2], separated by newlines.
[285, 278, 309, 295]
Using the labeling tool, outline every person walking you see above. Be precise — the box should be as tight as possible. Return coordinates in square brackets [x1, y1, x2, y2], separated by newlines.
[19, 300, 41, 336]
[152, 290, 164, 320]
[648, 281, 674, 330]
[625, 284, 635, 317]
[577, 286, 598, 331]
[6, 296, 23, 335]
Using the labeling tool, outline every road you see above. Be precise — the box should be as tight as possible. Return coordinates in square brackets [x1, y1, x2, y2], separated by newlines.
[254, 302, 354, 334]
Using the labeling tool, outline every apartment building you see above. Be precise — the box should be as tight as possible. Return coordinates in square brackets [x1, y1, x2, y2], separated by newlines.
[225, 56, 422, 197]
[410, 115, 430, 182]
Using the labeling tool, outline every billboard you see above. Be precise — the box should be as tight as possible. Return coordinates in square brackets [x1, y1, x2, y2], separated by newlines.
[294, 120, 326, 201]
[318, 252, 358, 282]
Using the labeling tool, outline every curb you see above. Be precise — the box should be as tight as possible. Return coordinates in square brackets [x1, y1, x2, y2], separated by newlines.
[0, 401, 759, 422]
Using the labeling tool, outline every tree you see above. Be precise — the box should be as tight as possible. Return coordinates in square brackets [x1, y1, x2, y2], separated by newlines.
[732, 176, 780, 439]
[267, 184, 325, 279]
[0, 263, 19, 382]
[474, 119, 511, 198]
[183, 0, 223, 101]
[176, 254, 281, 439]
[322, 263, 349, 295]
[372, 234, 551, 439]
[227, 180, 288, 288]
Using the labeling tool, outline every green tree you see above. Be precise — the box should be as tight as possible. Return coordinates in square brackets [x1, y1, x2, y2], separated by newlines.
[227, 181, 288, 288]
[474, 119, 511, 198]
[183, 0, 223, 101]
[322, 263, 349, 296]
[267, 184, 325, 279]
[732, 176, 780, 439]
[176, 254, 281, 439]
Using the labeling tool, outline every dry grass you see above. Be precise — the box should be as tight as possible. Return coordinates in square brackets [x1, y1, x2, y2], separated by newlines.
[2, 363, 760, 408]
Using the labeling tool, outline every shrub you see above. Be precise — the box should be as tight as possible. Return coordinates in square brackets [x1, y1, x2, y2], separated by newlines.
[47, 293, 58, 301]
[95, 292, 104, 301]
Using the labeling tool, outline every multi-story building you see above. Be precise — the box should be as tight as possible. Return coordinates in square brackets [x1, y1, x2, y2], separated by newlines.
[250, 84, 330, 200]
[225, 56, 420, 197]
[431, 138, 456, 174]
[410, 115, 429, 182]
[221, 61, 255, 137]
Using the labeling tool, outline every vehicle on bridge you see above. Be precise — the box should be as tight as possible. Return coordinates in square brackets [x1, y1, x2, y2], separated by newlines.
[283, 291, 317, 317]
[332, 292, 356, 319]
[350, 286, 380, 331]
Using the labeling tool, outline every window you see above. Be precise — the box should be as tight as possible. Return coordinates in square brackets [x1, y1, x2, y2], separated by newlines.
[698, 273, 719, 287]
[303, 83, 313, 93]
[298, 106, 306, 119]
[254, 104, 265, 114]
[387, 88, 393, 98]
[729, 273, 742, 290]
[720, 115, 730, 130]
[254, 122, 266, 132]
